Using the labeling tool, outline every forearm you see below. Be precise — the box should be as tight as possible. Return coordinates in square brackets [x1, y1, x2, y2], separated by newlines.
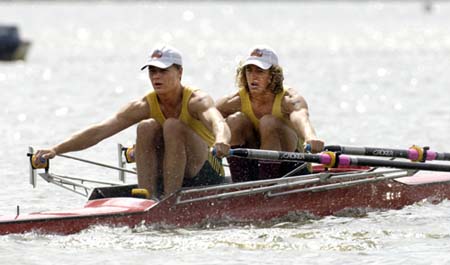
[210, 117, 231, 158]
[291, 111, 319, 141]
[52, 124, 109, 154]
[212, 119, 231, 144]
[300, 120, 318, 141]
[40, 99, 147, 158]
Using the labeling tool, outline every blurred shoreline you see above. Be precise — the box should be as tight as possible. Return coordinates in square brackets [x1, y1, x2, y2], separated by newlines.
[0, 0, 448, 2]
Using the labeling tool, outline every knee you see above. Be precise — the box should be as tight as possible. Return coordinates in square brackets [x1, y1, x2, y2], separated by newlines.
[226, 112, 252, 132]
[259, 115, 282, 133]
[163, 118, 185, 139]
[136, 119, 161, 138]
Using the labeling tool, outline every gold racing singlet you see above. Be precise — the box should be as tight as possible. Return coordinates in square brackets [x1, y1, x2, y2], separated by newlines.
[146, 86, 215, 147]
[239, 87, 304, 151]
[146, 86, 224, 176]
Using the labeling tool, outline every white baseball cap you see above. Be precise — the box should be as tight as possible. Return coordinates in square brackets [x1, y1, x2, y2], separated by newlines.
[141, 45, 183, 70]
[242, 45, 279, 70]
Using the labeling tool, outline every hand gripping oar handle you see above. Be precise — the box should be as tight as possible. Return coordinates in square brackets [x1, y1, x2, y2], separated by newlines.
[324, 145, 450, 162]
[121, 146, 135, 163]
[27, 153, 49, 171]
[229, 148, 450, 172]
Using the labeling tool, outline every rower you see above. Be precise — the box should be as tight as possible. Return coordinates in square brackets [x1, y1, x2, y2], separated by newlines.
[34, 45, 231, 199]
[216, 45, 324, 181]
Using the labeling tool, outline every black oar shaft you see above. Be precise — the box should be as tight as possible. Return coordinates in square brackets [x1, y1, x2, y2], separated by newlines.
[230, 148, 450, 172]
[325, 145, 450, 161]
[347, 156, 450, 172]
[229, 149, 323, 163]
[325, 145, 410, 158]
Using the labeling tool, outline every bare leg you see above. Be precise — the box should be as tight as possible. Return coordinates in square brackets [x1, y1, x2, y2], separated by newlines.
[135, 119, 163, 196]
[257, 115, 300, 179]
[259, 115, 298, 152]
[162, 118, 208, 196]
[226, 112, 258, 148]
[225, 112, 260, 182]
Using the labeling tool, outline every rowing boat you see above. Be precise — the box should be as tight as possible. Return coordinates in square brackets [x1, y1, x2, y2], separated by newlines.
[1, 144, 450, 235]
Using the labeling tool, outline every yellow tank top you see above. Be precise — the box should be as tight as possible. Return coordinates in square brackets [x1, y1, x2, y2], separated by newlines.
[239, 87, 289, 129]
[239, 87, 304, 151]
[146, 86, 215, 147]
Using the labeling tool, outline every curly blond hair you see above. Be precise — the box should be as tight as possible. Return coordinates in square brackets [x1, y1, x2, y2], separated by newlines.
[235, 63, 284, 94]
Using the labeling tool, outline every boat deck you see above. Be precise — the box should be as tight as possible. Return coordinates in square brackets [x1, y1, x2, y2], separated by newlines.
[396, 172, 450, 185]
[0, 197, 156, 222]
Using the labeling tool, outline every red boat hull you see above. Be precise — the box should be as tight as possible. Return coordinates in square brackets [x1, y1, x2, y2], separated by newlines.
[1, 172, 450, 235]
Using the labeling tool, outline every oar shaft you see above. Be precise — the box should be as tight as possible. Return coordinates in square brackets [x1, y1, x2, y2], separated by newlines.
[325, 145, 409, 158]
[325, 145, 450, 161]
[229, 149, 323, 164]
[230, 148, 450, 172]
[340, 155, 450, 172]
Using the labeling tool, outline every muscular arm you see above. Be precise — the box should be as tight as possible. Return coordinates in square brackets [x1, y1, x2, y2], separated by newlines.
[190, 91, 231, 157]
[215, 92, 241, 118]
[283, 89, 324, 153]
[36, 97, 150, 159]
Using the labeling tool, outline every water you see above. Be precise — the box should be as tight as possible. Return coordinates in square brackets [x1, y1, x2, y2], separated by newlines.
[1, 1, 450, 264]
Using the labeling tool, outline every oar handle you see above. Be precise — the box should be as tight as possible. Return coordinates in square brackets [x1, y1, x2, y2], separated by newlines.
[27, 153, 49, 170]
[121, 146, 135, 163]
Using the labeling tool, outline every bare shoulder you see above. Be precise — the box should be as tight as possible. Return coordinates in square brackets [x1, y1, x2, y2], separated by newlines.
[216, 91, 240, 106]
[282, 87, 308, 114]
[122, 96, 149, 112]
[116, 96, 150, 123]
[216, 91, 241, 117]
[188, 90, 215, 114]
[190, 89, 214, 105]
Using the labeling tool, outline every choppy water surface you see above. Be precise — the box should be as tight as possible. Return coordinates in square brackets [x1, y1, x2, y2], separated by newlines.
[1, 1, 450, 264]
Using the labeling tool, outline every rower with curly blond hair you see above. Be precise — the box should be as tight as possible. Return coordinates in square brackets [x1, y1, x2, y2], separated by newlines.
[217, 45, 324, 182]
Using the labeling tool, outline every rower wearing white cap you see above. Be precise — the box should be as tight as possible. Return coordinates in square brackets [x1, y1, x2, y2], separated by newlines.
[217, 45, 324, 182]
[35, 45, 231, 199]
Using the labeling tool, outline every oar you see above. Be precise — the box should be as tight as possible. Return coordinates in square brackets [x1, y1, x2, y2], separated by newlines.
[229, 148, 450, 172]
[324, 145, 450, 162]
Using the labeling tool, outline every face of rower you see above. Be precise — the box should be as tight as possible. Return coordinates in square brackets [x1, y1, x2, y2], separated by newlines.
[148, 65, 183, 93]
[245, 64, 271, 93]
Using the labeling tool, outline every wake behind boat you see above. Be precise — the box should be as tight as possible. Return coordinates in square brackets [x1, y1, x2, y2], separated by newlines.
[1, 144, 450, 235]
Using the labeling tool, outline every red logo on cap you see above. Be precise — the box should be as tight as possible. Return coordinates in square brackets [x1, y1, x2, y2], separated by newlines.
[250, 49, 263, 57]
[151, 50, 163, 59]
